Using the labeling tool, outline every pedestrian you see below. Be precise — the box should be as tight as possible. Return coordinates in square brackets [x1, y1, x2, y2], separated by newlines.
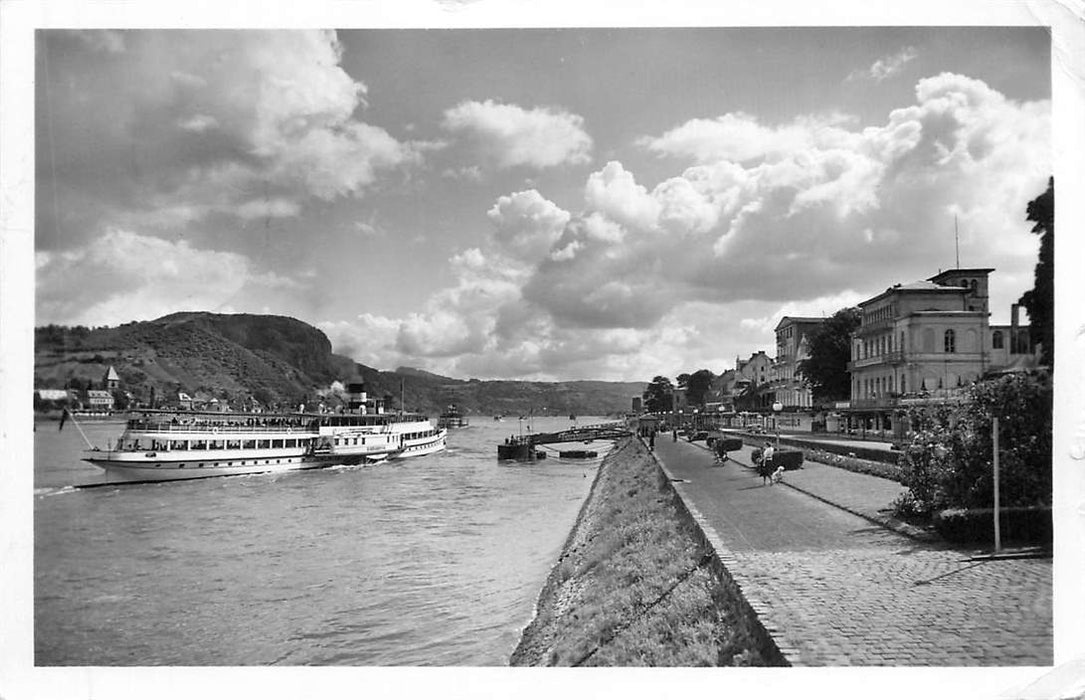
[648, 431, 655, 451]
[714, 438, 729, 464]
[760, 441, 775, 485]
[672, 428, 678, 442]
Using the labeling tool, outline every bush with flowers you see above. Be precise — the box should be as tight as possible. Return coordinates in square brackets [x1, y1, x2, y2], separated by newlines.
[893, 372, 1051, 519]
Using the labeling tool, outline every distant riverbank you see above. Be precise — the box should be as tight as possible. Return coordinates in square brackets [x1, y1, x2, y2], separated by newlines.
[511, 436, 785, 666]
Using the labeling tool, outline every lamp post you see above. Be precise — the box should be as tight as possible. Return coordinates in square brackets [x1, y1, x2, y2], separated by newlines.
[772, 401, 783, 448]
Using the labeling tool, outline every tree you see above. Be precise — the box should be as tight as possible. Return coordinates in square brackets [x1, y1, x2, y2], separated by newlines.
[1018, 177, 1053, 368]
[685, 369, 717, 406]
[642, 376, 674, 413]
[798, 307, 861, 404]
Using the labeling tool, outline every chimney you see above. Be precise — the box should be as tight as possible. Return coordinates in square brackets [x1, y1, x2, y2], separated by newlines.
[1010, 303, 1020, 329]
[346, 382, 368, 413]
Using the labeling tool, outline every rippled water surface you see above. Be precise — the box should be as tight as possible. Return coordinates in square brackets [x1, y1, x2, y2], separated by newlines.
[34, 416, 606, 665]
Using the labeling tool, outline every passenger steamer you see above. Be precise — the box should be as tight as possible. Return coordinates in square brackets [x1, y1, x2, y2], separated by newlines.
[83, 384, 446, 482]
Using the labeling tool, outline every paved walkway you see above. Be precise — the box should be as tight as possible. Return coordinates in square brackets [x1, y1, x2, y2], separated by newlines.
[653, 437, 1053, 666]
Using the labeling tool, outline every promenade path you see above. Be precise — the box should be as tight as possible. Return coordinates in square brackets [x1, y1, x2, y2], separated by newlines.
[653, 437, 1053, 666]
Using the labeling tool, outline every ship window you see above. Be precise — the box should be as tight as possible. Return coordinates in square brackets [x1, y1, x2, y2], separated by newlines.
[992, 330, 1004, 349]
[944, 329, 956, 353]
[272, 439, 284, 448]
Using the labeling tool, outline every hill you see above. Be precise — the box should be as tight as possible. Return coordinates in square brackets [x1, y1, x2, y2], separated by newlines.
[34, 313, 644, 415]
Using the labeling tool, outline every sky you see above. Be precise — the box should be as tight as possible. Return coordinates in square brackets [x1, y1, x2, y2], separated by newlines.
[34, 26, 1052, 382]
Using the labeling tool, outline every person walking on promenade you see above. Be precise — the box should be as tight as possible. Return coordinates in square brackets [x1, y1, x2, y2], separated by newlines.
[672, 428, 678, 442]
[759, 441, 775, 485]
[648, 430, 656, 451]
[714, 438, 729, 464]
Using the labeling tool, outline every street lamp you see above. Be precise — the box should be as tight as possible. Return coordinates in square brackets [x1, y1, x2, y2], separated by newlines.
[772, 401, 783, 448]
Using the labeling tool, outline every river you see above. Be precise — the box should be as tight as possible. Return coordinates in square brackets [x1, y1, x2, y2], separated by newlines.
[34, 415, 607, 665]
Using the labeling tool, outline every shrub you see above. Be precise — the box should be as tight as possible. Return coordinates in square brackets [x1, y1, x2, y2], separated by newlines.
[750, 447, 804, 470]
[897, 372, 1051, 515]
[933, 506, 1052, 545]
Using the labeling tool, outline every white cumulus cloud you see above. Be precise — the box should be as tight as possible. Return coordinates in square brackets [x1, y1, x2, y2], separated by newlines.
[441, 99, 593, 169]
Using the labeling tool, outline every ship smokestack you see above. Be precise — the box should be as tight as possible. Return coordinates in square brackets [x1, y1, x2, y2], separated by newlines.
[346, 382, 368, 413]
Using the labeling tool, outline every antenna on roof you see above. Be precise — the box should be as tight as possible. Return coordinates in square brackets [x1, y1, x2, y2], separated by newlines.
[954, 214, 960, 270]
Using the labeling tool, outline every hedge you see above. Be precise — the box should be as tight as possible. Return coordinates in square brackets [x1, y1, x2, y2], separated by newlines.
[933, 506, 1052, 545]
[750, 447, 804, 470]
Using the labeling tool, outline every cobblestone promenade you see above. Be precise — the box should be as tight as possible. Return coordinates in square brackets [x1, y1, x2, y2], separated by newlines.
[653, 438, 1053, 666]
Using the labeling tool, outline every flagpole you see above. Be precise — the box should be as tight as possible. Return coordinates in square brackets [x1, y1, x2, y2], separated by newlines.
[955, 214, 960, 269]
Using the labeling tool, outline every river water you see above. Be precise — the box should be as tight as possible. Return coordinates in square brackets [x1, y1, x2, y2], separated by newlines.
[34, 415, 606, 666]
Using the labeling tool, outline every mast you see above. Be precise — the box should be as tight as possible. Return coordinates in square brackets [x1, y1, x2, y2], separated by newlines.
[954, 214, 960, 269]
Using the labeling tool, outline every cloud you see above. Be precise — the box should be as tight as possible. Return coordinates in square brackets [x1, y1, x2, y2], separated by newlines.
[638, 112, 857, 164]
[325, 73, 1049, 381]
[848, 47, 919, 83]
[37, 30, 420, 250]
[487, 189, 571, 261]
[36, 229, 302, 326]
[523, 72, 1049, 332]
[440, 99, 593, 169]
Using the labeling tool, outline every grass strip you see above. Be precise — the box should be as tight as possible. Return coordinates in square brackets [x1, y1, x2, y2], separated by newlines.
[511, 436, 772, 667]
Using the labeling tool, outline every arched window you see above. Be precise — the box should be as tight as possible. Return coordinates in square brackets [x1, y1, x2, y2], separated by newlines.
[900, 375, 906, 393]
[944, 329, 956, 353]
[992, 330, 1004, 349]
[970, 279, 978, 292]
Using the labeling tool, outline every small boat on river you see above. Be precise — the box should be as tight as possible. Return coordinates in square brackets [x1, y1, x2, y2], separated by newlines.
[438, 404, 469, 429]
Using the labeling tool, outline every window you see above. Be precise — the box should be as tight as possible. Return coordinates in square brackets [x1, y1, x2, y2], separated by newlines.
[992, 330, 1004, 349]
[944, 329, 956, 353]
[922, 328, 935, 353]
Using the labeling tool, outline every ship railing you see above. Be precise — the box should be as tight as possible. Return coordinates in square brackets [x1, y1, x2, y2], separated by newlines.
[125, 420, 319, 435]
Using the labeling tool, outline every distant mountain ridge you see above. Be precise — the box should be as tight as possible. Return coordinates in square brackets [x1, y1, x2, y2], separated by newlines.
[34, 312, 643, 415]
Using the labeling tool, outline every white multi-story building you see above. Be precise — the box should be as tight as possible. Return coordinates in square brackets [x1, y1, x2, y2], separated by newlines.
[844, 267, 1040, 436]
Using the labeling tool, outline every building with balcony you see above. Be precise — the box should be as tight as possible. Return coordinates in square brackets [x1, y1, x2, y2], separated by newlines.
[843, 267, 1040, 437]
[768, 316, 824, 409]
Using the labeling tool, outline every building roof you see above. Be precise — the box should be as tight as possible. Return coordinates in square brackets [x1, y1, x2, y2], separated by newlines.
[927, 268, 995, 283]
[773, 316, 825, 331]
[36, 389, 71, 400]
[859, 279, 969, 307]
[86, 390, 113, 398]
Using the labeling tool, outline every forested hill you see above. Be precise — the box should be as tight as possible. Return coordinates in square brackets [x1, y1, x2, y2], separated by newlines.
[34, 312, 643, 416]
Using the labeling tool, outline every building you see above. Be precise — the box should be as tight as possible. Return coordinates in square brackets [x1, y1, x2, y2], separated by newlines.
[83, 389, 115, 411]
[843, 267, 1040, 437]
[34, 389, 74, 410]
[102, 365, 120, 391]
[732, 351, 773, 410]
[768, 316, 825, 409]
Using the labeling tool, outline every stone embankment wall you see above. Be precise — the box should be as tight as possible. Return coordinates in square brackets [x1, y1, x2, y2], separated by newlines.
[510, 436, 787, 667]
